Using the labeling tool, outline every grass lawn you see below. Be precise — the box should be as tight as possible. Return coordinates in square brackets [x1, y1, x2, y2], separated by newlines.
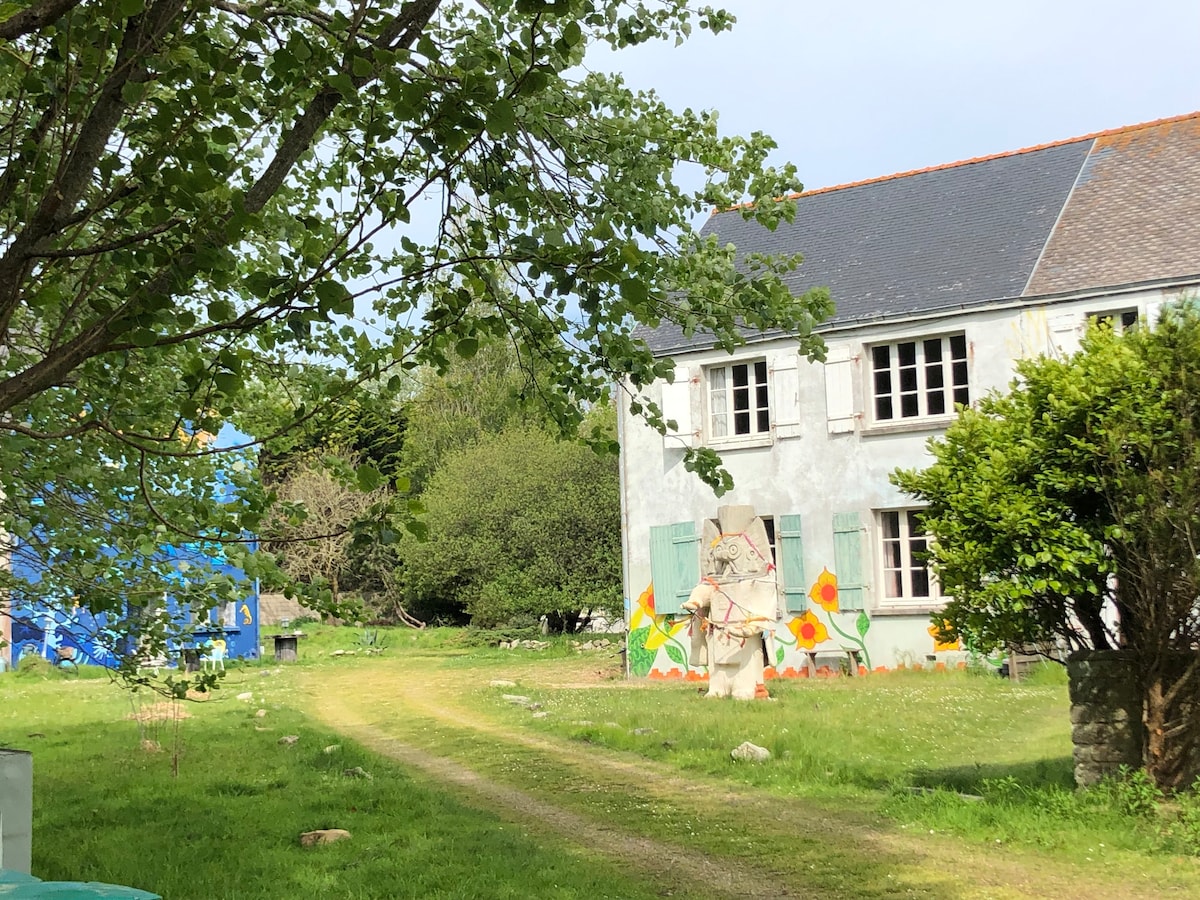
[4, 625, 1200, 899]
[0, 656, 673, 900]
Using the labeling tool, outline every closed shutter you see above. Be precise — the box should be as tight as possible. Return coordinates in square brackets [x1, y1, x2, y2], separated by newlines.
[832, 512, 866, 611]
[824, 345, 856, 434]
[648, 522, 699, 614]
[777, 514, 807, 611]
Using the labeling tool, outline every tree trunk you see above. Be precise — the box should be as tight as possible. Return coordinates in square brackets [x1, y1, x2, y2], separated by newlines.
[1142, 656, 1200, 793]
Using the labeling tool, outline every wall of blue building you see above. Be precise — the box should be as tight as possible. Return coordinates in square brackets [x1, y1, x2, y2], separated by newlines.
[5, 540, 260, 670]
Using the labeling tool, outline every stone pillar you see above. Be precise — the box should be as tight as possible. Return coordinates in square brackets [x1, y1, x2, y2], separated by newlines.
[0, 748, 32, 874]
[1067, 650, 1145, 787]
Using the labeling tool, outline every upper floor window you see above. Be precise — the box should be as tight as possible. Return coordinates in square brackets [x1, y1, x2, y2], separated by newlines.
[870, 334, 968, 422]
[708, 360, 769, 438]
[1089, 308, 1138, 335]
[878, 509, 940, 606]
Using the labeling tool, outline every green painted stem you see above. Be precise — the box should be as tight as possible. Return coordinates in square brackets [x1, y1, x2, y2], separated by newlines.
[824, 612, 872, 670]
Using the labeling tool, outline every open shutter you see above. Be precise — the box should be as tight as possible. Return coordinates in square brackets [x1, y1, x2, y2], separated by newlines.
[660, 367, 698, 448]
[770, 354, 802, 439]
[648, 521, 699, 615]
[832, 512, 866, 611]
[778, 514, 807, 611]
[824, 345, 856, 434]
[1048, 312, 1082, 358]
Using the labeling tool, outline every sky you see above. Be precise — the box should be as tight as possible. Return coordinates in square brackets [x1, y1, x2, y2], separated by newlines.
[592, 0, 1200, 207]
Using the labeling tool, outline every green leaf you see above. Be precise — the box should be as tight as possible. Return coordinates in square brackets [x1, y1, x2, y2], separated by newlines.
[664, 643, 686, 667]
[627, 627, 654, 677]
[856, 611, 871, 638]
[775, 644, 785, 666]
[129, 328, 158, 348]
[619, 279, 647, 304]
[326, 72, 355, 97]
[455, 337, 479, 359]
[485, 99, 516, 136]
[213, 372, 240, 395]
[315, 280, 353, 315]
[356, 464, 382, 491]
[207, 299, 235, 321]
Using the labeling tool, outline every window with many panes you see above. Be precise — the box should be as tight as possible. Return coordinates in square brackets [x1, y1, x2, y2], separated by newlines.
[878, 509, 939, 605]
[1089, 308, 1138, 334]
[708, 361, 769, 438]
[870, 334, 968, 422]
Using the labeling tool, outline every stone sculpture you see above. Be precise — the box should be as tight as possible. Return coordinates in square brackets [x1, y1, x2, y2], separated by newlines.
[682, 505, 778, 700]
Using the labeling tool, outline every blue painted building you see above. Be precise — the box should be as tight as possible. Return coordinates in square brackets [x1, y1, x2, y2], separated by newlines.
[2, 424, 261, 672]
[5, 538, 260, 671]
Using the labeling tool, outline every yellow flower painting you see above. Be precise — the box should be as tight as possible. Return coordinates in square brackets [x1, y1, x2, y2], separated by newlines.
[808, 567, 840, 612]
[788, 610, 829, 649]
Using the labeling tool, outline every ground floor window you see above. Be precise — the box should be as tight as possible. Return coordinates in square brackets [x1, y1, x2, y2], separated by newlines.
[877, 508, 939, 605]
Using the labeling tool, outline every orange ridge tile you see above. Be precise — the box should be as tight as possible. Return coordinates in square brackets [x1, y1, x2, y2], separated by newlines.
[713, 110, 1200, 216]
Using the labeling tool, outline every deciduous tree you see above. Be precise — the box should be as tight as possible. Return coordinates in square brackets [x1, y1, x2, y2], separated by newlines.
[0, 0, 830, 676]
[399, 417, 620, 630]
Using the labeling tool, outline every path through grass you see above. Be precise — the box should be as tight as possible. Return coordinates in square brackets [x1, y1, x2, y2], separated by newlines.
[0, 668, 691, 899]
[299, 649, 1200, 899]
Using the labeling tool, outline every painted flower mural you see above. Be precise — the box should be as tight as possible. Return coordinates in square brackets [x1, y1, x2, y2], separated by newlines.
[629, 585, 655, 631]
[627, 584, 694, 676]
[645, 616, 689, 651]
[808, 567, 839, 612]
[787, 610, 829, 649]
[928, 621, 960, 653]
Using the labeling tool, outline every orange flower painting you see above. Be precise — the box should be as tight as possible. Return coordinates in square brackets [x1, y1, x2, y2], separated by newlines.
[630, 585, 655, 630]
[788, 610, 829, 649]
[809, 567, 839, 612]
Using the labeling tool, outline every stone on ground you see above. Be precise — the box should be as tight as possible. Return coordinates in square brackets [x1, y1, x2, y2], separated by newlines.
[300, 829, 351, 847]
[730, 741, 771, 762]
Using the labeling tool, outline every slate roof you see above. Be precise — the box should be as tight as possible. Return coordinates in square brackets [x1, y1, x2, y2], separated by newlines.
[639, 113, 1200, 355]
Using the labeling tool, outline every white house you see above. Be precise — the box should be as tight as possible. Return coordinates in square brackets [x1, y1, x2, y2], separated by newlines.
[619, 112, 1200, 680]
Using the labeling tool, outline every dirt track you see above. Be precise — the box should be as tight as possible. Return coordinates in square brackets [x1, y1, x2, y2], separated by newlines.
[300, 658, 1195, 900]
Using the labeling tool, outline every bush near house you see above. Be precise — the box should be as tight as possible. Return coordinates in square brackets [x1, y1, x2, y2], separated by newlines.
[895, 308, 1200, 791]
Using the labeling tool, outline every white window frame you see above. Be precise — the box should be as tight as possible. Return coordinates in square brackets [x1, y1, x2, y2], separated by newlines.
[874, 508, 942, 610]
[760, 515, 777, 565]
[706, 359, 771, 443]
[868, 334, 969, 424]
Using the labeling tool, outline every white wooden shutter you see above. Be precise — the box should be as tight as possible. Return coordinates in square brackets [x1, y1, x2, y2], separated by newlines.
[1048, 312, 1082, 358]
[824, 345, 856, 434]
[770, 353, 802, 439]
[661, 366, 698, 448]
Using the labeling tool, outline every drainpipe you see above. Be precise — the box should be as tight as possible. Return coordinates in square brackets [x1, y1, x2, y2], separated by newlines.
[614, 379, 631, 680]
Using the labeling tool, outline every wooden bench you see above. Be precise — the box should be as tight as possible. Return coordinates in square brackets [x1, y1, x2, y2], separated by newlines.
[805, 647, 864, 677]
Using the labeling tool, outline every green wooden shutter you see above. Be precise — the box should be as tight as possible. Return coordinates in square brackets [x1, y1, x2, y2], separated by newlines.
[648, 521, 699, 615]
[778, 514, 807, 611]
[832, 511, 866, 611]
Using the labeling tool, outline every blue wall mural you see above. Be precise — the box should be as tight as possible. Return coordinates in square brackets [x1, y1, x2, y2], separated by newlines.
[6, 539, 260, 671]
